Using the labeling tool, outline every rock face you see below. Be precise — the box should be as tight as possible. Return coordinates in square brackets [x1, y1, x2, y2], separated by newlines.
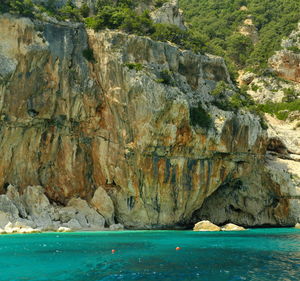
[269, 23, 300, 83]
[0, 13, 299, 229]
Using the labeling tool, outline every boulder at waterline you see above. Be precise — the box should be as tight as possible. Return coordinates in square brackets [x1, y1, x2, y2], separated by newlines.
[221, 223, 246, 231]
[193, 220, 221, 231]
[109, 223, 124, 231]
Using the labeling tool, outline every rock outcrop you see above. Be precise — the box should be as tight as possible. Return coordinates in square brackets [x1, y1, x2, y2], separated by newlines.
[0, 10, 299, 229]
[269, 23, 300, 83]
[239, 17, 259, 44]
[150, 0, 186, 30]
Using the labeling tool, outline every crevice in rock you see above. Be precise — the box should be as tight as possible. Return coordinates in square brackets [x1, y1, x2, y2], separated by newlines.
[267, 137, 288, 155]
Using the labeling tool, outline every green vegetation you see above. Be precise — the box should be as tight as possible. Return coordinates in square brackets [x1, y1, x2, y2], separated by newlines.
[179, 0, 300, 77]
[155, 69, 174, 85]
[124, 62, 143, 71]
[58, 0, 81, 21]
[250, 84, 260, 92]
[256, 99, 300, 121]
[154, 0, 167, 8]
[210, 82, 269, 128]
[150, 24, 205, 53]
[282, 88, 299, 103]
[190, 103, 213, 129]
[212, 84, 255, 112]
[211, 81, 229, 96]
[0, 0, 205, 55]
[84, 1, 206, 53]
[82, 48, 96, 62]
[287, 46, 300, 54]
[0, 0, 34, 17]
[79, 3, 90, 18]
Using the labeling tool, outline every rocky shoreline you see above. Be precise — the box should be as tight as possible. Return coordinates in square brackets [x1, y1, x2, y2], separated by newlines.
[0, 185, 124, 235]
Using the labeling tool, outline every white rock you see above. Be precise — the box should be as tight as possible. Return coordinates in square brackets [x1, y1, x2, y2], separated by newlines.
[193, 220, 221, 231]
[57, 226, 72, 232]
[4, 222, 15, 234]
[221, 223, 246, 231]
[109, 223, 124, 231]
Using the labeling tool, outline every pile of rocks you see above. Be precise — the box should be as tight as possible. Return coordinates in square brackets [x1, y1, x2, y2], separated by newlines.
[0, 185, 123, 234]
[193, 220, 246, 231]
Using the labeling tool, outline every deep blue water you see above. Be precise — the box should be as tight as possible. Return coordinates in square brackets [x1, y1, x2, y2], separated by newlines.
[1, 229, 300, 281]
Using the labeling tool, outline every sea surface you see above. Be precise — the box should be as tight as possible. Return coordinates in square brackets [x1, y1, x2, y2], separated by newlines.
[0, 228, 300, 281]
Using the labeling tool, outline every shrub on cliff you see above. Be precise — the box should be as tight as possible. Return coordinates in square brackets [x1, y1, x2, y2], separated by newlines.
[150, 24, 205, 53]
[82, 48, 96, 62]
[0, 0, 34, 17]
[189, 103, 213, 129]
[154, 0, 168, 8]
[58, 0, 81, 21]
[85, 6, 154, 35]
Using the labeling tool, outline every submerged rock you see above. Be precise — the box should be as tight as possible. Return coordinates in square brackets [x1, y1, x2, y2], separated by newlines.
[193, 221, 221, 232]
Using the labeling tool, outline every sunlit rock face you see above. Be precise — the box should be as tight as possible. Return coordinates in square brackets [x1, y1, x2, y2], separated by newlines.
[0, 13, 298, 229]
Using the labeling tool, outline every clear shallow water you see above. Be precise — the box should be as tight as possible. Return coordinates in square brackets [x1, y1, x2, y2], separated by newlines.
[1, 229, 300, 281]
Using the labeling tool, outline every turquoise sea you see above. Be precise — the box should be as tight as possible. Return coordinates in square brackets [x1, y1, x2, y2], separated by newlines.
[1, 229, 300, 281]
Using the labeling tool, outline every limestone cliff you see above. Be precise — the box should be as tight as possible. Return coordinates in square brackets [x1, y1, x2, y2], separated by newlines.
[0, 10, 299, 229]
